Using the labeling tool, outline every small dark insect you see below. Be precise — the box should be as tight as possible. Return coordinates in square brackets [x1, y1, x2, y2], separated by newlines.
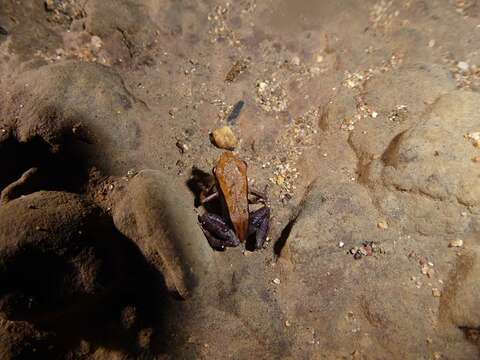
[227, 100, 244, 124]
[0, 26, 8, 36]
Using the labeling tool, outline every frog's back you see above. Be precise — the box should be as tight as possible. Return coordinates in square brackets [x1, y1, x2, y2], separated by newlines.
[214, 152, 249, 242]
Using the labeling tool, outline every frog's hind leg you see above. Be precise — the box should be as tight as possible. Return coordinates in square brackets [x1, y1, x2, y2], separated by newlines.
[248, 206, 270, 250]
[200, 227, 228, 251]
[198, 212, 240, 250]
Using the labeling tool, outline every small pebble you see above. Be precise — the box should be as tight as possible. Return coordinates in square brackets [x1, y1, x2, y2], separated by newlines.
[338, 241, 345, 248]
[472, 156, 480, 163]
[371, 111, 378, 118]
[377, 220, 388, 230]
[428, 39, 435, 48]
[421, 264, 429, 275]
[285, 320, 291, 327]
[291, 56, 300, 66]
[211, 126, 237, 150]
[272, 278, 281, 285]
[457, 61, 469, 72]
[449, 239, 463, 248]
[432, 288, 441, 297]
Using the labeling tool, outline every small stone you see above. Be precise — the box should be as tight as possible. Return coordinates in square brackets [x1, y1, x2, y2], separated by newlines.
[291, 56, 300, 66]
[272, 278, 281, 285]
[449, 239, 464, 248]
[316, 55, 324, 63]
[421, 264, 429, 275]
[377, 220, 388, 229]
[257, 81, 268, 92]
[472, 156, 480, 163]
[433, 352, 441, 359]
[91, 36, 103, 49]
[426, 268, 435, 278]
[338, 241, 345, 248]
[371, 111, 378, 118]
[285, 320, 291, 327]
[426, 337, 432, 344]
[276, 176, 285, 186]
[432, 288, 441, 297]
[457, 61, 470, 72]
[211, 126, 237, 150]
[428, 39, 436, 48]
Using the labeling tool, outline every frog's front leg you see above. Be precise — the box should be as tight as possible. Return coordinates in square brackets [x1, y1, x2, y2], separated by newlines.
[198, 212, 240, 250]
[248, 206, 270, 250]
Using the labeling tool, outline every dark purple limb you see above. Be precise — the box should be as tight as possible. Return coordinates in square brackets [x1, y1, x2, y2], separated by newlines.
[198, 213, 240, 249]
[248, 206, 270, 250]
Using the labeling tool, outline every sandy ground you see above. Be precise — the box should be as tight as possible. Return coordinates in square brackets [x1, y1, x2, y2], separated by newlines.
[0, 0, 480, 359]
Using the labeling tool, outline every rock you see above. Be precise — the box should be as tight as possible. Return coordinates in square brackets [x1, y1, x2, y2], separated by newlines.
[0, 191, 127, 321]
[440, 243, 480, 329]
[210, 126, 237, 150]
[377, 220, 388, 230]
[380, 91, 480, 208]
[0, 319, 56, 359]
[449, 239, 464, 248]
[457, 61, 469, 72]
[1, 61, 146, 176]
[291, 56, 300, 66]
[112, 170, 213, 299]
[85, 0, 158, 61]
[286, 180, 387, 262]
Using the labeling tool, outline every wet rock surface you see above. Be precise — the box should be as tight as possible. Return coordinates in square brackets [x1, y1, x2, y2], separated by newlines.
[0, 0, 480, 359]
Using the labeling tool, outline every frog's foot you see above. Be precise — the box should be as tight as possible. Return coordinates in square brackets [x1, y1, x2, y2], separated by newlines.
[198, 212, 240, 250]
[248, 206, 270, 250]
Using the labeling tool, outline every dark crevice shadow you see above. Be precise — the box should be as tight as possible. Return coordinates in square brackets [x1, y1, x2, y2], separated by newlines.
[0, 135, 90, 199]
[22, 225, 176, 358]
[186, 166, 215, 207]
[274, 214, 298, 257]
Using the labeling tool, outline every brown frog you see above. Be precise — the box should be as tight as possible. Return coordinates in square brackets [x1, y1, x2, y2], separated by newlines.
[198, 152, 270, 251]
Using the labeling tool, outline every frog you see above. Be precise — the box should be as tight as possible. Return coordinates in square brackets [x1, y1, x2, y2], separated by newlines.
[198, 152, 270, 251]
